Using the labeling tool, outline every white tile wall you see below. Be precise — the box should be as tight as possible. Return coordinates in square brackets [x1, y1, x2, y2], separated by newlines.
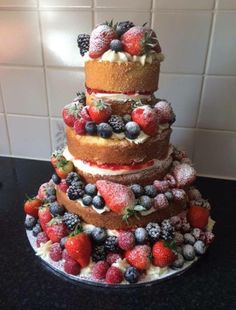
[0, 1, 235, 180]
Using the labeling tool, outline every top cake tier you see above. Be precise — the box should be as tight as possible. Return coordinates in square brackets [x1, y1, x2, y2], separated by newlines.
[77, 21, 164, 94]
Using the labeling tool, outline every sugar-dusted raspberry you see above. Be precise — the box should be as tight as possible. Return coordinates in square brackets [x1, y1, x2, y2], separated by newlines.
[74, 118, 86, 135]
[105, 266, 123, 284]
[62, 248, 71, 261]
[154, 193, 169, 210]
[170, 216, 182, 231]
[154, 100, 174, 124]
[64, 258, 81, 275]
[181, 217, 191, 233]
[153, 180, 169, 193]
[92, 261, 110, 280]
[205, 231, 215, 245]
[118, 231, 135, 251]
[174, 232, 184, 246]
[80, 106, 91, 121]
[164, 174, 176, 188]
[172, 163, 196, 188]
[58, 179, 68, 193]
[49, 242, 62, 262]
[192, 228, 202, 240]
[188, 187, 202, 201]
[172, 188, 186, 203]
[36, 232, 49, 247]
[106, 253, 122, 265]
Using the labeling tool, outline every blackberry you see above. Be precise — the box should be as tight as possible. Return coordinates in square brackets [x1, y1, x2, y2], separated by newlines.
[67, 185, 84, 200]
[116, 21, 135, 37]
[75, 91, 86, 104]
[63, 212, 81, 231]
[110, 39, 123, 52]
[161, 219, 174, 240]
[92, 245, 106, 262]
[146, 222, 161, 243]
[104, 236, 120, 253]
[77, 34, 90, 56]
[66, 172, 80, 186]
[72, 180, 85, 189]
[108, 115, 125, 133]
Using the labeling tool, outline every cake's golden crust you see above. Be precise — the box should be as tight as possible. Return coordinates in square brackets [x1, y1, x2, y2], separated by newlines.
[56, 188, 185, 229]
[66, 126, 171, 165]
[85, 60, 160, 93]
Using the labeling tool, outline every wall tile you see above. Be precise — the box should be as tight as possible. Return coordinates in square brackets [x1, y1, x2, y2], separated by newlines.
[39, 0, 92, 7]
[0, 67, 48, 116]
[7, 115, 51, 159]
[95, 10, 151, 27]
[0, 87, 3, 113]
[207, 13, 236, 75]
[198, 76, 236, 131]
[170, 127, 195, 159]
[0, 114, 10, 155]
[46, 68, 85, 117]
[95, 0, 152, 9]
[216, 0, 236, 10]
[156, 74, 202, 127]
[0, 11, 42, 66]
[41, 11, 92, 67]
[0, 0, 37, 7]
[153, 12, 212, 74]
[50, 118, 66, 151]
[194, 130, 236, 179]
[154, 0, 214, 10]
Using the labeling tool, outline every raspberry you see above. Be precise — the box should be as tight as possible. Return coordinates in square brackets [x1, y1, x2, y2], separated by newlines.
[164, 174, 176, 188]
[172, 163, 196, 188]
[118, 232, 135, 251]
[174, 232, 184, 245]
[74, 118, 86, 135]
[80, 106, 91, 121]
[49, 243, 62, 262]
[172, 188, 186, 203]
[205, 231, 215, 245]
[36, 232, 49, 247]
[92, 261, 109, 280]
[188, 187, 202, 201]
[170, 216, 182, 230]
[64, 258, 81, 275]
[154, 194, 169, 210]
[62, 249, 71, 261]
[181, 217, 191, 233]
[154, 100, 174, 124]
[106, 253, 122, 265]
[105, 266, 123, 284]
[153, 180, 169, 193]
[58, 179, 68, 193]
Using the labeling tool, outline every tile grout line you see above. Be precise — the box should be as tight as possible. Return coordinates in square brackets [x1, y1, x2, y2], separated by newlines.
[92, 0, 95, 28]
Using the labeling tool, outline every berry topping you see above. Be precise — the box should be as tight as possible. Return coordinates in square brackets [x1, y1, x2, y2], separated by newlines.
[97, 123, 113, 139]
[63, 212, 81, 231]
[124, 266, 139, 283]
[125, 245, 151, 270]
[152, 240, 177, 267]
[67, 184, 84, 200]
[125, 121, 141, 140]
[84, 183, 97, 196]
[92, 261, 109, 280]
[130, 184, 144, 198]
[46, 218, 68, 243]
[24, 197, 42, 218]
[32, 223, 42, 237]
[58, 179, 68, 193]
[52, 173, 61, 185]
[62, 248, 70, 261]
[187, 204, 209, 229]
[171, 253, 185, 269]
[108, 115, 125, 133]
[131, 106, 158, 136]
[187, 187, 202, 201]
[74, 118, 87, 135]
[38, 206, 52, 231]
[172, 163, 196, 188]
[85, 121, 97, 135]
[49, 243, 62, 262]
[92, 245, 106, 262]
[146, 222, 161, 243]
[164, 174, 176, 188]
[205, 231, 215, 245]
[154, 100, 175, 124]
[194, 240, 206, 255]
[36, 232, 49, 247]
[174, 232, 184, 246]
[92, 195, 105, 209]
[110, 39, 123, 52]
[171, 188, 186, 204]
[118, 231, 135, 251]
[77, 33, 90, 56]
[144, 185, 158, 198]
[139, 195, 153, 210]
[62, 102, 83, 127]
[106, 253, 122, 265]
[184, 233, 195, 245]
[154, 193, 169, 210]
[49, 202, 65, 216]
[64, 257, 81, 275]
[164, 191, 174, 201]
[66, 172, 81, 186]
[91, 227, 107, 245]
[105, 266, 123, 284]
[134, 227, 148, 245]
[82, 195, 92, 206]
[105, 236, 120, 253]
[24, 216, 37, 230]
[153, 180, 170, 193]
[182, 244, 195, 261]
[161, 219, 174, 240]
[116, 21, 135, 37]
[88, 100, 112, 124]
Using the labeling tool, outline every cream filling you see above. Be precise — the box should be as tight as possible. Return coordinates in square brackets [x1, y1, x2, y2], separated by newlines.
[88, 92, 153, 102]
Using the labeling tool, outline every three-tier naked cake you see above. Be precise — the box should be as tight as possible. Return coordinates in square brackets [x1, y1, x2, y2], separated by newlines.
[24, 21, 215, 285]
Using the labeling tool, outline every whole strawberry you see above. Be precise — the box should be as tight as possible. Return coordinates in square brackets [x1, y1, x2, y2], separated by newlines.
[65, 230, 92, 267]
[88, 100, 112, 124]
[24, 196, 42, 218]
[89, 24, 117, 58]
[125, 245, 151, 270]
[62, 102, 83, 127]
[46, 217, 68, 243]
[55, 159, 74, 179]
[152, 240, 177, 267]
[131, 106, 158, 136]
[187, 204, 210, 229]
[38, 206, 52, 231]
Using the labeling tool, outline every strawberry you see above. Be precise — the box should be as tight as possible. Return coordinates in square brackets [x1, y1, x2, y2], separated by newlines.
[121, 26, 158, 56]
[65, 231, 92, 267]
[55, 159, 74, 179]
[50, 149, 65, 168]
[37, 182, 49, 201]
[187, 204, 210, 229]
[62, 102, 83, 127]
[89, 24, 117, 58]
[152, 240, 177, 267]
[131, 106, 158, 136]
[24, 196, 42, 218]
[38, 206, 52, 231]
[88, 100, 112, 124]
[46, 217, 68, 243]
[74, 118, 87, 135]
[125, 245, 151, 270]
[96, 180, 135, 217]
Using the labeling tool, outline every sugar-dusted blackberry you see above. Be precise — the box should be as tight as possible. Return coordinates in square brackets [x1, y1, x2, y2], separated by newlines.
[66, 172, 80, 186]
[92, 245, 106, 262]
[146, 222, 161, 243]
[144, 185, 157, 198]
[63, 212, 81, 231]
[108, 115, 125, 133]
[72, 180, 85, 189]
[77, 34, 90, 56]
[116, 21, 135, 37]
[161, 219, 174, 240]
[84, 183, 97, 196]
[130, 184, 144, 198]
[104, 236, 120, 253]
[67, 185, 84, 200]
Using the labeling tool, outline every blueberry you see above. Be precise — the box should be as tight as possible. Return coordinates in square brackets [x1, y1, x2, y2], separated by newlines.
[144, 185, 157, 198]
[32, 223, 42, 236]
[182, 244, 195, 261]
[44, 195, 56, 203]
[194, 240, 206, 255]
[85, 121, 97, 135]
[171, 253, 185, 269]
[130, 184, 144, 198]
[91, 227, 107, 245]
[123, 114, 131, 124]
[82, 195, 92, 206]
[49, 202, 65, 216]
[97, 123, 113, 139]
[92, 195, 105, 209]
[165, 191, 174, 201]
[184, 233, 195, 245]
[134, 227, 148, 244]
[52, 173, 61, 185]
[46, 187, 56, 196]
[125, 122, 140, 140]
[24, 216, 37, 230]
[139, 195, 153, 210]
[110, 39, 123, 52]
[84, 183, 97, 196]
[124, 267, 139, 283]
[60, 236, 68, 249]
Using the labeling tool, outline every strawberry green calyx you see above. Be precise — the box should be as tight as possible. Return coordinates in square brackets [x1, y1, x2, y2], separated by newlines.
[56, 158, 69, 169]
[47, 217, 63, 226]
[52, 148, 64, 158]
[94, 99, 110, 111]
[67, 102, 83, 118]
[164, 239, 177, 251]
[141, 31, 157, 55]
[122, 208, 138, 223]
[69, 223, 83, 237]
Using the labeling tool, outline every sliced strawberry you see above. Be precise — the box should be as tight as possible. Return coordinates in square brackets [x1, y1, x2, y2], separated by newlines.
[24, 196, 42, 218]
[96, 180, 135, 216]
[88, 100, 112, 124]
[125, 245, 151, 270]
[187, 205, 210, 229]
[131, 106, 158, 136]
[46, 217, 68, 243]
[38, 206, 52, 231]
[152, 240, 177, 267]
